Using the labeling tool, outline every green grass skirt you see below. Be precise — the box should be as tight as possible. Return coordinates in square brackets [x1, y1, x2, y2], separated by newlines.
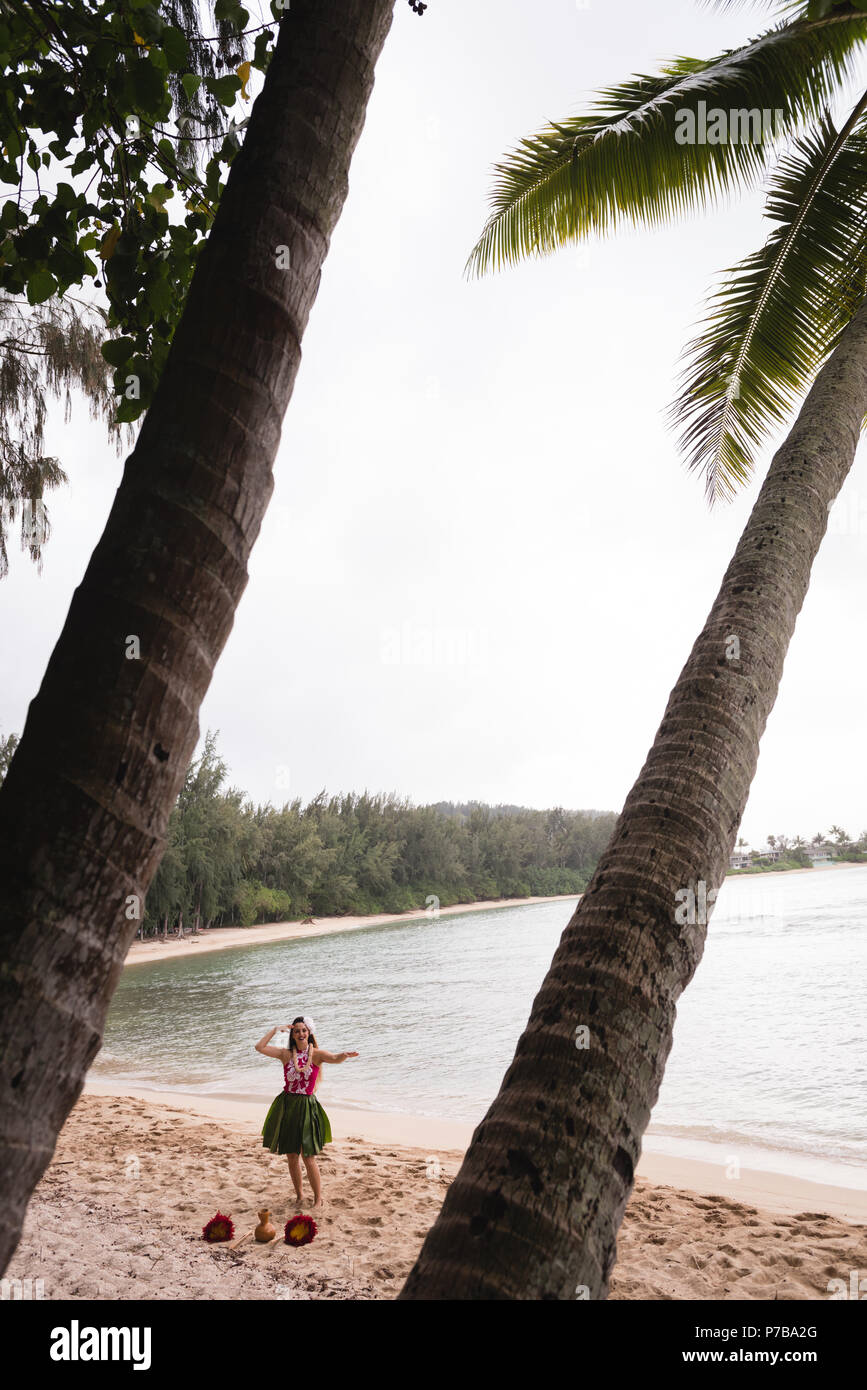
[262, 1091, 333, 1156]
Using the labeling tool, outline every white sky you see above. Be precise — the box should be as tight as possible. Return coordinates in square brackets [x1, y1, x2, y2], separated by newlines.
[2, 0, 866, 851]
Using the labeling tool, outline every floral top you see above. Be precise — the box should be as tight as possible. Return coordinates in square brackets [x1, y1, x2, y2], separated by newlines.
[283, 1049, 320, 1096]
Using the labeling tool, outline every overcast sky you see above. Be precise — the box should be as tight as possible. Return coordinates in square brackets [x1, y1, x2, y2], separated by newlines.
[2, 0, 866, 851]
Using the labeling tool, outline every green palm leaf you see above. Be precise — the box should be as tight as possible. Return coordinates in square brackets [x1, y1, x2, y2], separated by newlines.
[466, 12, 867, 277]
[671, 99, 867, 502]
[701, 1, 806, 14]
[703, 2, 861, 17]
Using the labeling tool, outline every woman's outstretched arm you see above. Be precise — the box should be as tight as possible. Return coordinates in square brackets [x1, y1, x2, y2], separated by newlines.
[254, 1026, 287, 1060]
[312, 1049, 359, 1064]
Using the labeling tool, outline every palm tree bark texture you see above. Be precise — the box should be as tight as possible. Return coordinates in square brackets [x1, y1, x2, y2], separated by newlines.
[399, 292, 867, 1300]
[0, 0, 396, 1276]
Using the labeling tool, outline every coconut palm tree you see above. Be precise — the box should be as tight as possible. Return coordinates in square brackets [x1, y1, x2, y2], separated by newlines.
[400, 1, 867, 1299]
[0, 0, 397, 1277]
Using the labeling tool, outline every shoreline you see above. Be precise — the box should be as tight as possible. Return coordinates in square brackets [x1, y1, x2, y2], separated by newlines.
[724, 860, 865, 881]
[83, 1078, 867, 1225]
[124, 893, 580, 965]
[125, 863, 867, 967]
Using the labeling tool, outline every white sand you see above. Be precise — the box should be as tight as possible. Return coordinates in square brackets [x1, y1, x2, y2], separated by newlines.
[125, 894, 580, 966]
[5, 1080, 850, 1301]
[83, 1078, 867, 1225]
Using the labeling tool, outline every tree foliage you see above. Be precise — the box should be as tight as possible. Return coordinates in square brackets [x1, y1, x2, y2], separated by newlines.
[0, 289, 133, 573]
[467, 2, 867, 500]
[130, 732, 619, 936]
[0, 729, 19, 779]
[0, 1, 286, 573]
[0, 0, 268, 417]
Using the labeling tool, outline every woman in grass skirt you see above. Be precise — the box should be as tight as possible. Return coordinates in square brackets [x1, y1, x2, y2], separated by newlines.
[255, 1015, 358, 1211]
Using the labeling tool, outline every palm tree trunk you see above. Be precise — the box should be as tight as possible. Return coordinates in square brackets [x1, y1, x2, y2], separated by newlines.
[399, 292, 867, 1300]
[0, 0, 395, 1277]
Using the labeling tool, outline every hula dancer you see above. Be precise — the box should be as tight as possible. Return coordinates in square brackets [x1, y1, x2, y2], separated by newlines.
[256, 1015, 358, 1211]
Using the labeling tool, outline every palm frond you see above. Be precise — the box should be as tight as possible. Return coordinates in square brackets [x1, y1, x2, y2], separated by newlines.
[670, 100, 867, 503]
[701, 2, 858, 17]
[467, 12, 867, 277]
[698, 1, 806, 14]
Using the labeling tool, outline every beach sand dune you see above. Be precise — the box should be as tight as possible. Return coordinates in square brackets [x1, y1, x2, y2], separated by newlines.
[6, 1092, 866, 1301]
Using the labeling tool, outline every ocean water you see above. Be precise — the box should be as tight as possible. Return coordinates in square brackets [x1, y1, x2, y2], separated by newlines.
[90, 865, 867, 1184]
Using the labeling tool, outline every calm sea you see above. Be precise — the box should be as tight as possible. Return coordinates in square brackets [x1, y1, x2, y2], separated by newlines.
[90, 865, 867, 1186]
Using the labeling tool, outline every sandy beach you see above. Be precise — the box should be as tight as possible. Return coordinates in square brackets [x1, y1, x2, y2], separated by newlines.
[125, 894, 581, 965]
[12, 866, 866, 1300]
[7, 1081, 865, 1301]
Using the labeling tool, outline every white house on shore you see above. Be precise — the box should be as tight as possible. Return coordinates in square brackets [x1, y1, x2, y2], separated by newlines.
[729, 842, 856, 870]
[809, 845, 835, 867]
[728, 846, 787, 869]
[729, 850, 752, 869]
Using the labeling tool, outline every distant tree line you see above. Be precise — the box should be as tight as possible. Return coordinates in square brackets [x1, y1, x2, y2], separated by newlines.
[114, 732, 617, 938]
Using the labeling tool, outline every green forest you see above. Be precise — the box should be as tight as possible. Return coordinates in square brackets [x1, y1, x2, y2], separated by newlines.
[106, 732, 617, 936]
[5, 725, 866, 933]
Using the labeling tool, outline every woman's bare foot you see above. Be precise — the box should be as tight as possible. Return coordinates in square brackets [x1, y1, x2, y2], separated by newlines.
[312, 1198, 324, 1213]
